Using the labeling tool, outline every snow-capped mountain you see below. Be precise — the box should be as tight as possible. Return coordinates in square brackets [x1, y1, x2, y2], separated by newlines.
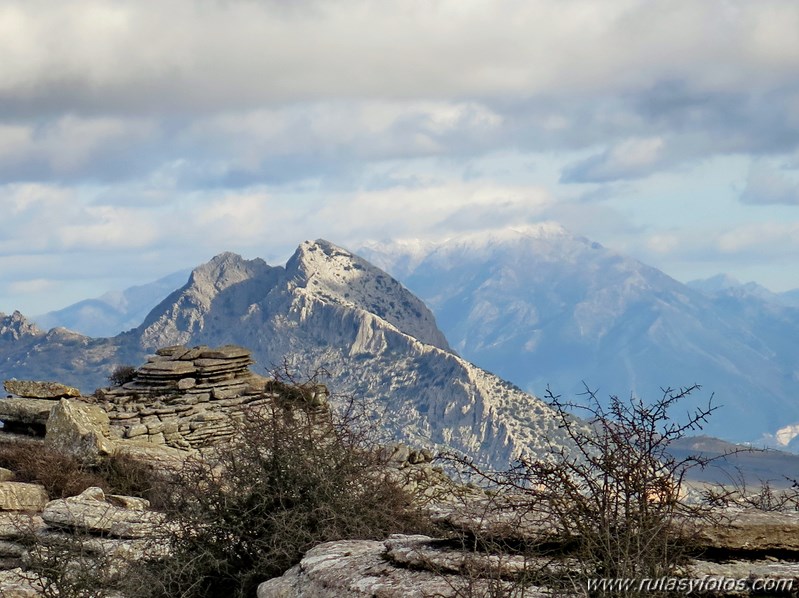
[33, 269, 192, 337]
[0, 242, 569, 467]
[360, 224, 799, 444]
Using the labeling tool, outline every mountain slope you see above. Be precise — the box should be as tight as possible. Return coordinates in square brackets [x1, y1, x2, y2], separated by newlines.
[0, 243, 566, 467]
[360, 225, 799, 443]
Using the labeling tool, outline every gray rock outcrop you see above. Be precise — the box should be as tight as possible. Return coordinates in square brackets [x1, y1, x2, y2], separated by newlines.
[3, 380, 80, 400]
[257, 535, 547, 598]
[0, 484, 49, 512]
[0, 486, 168, 597]
[44, 399, 116, 462]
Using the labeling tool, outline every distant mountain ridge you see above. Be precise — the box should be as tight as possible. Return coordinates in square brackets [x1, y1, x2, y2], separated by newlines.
[33, 269, 192, 337]
[0, 241, 568, 468]
[687, 274, 799, 308]
[359, 224, 799, 444]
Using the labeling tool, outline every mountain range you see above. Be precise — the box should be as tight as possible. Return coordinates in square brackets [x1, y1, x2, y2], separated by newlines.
[5, 224, 799, 455]
[358, 224, 799, 445]
[1, 241, 570, 468]
[33, 269, 192, 338]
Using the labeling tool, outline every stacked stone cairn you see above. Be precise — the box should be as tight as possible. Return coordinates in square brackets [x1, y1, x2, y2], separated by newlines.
[94, 344, 326, 450]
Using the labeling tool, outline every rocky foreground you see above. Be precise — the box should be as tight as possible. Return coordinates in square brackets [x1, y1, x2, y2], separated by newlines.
[1, 346, 799, 596]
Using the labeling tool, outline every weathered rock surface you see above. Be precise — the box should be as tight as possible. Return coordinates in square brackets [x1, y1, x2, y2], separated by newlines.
[91, 345, 279, 449]
[0, 568, 41, 598]
[692, 508, 799, 552]
[257, 535, 548, 598]
[3, 380, 80, 400]
[0, 486, 170, 596]
[0, 484, 49, 512]
[44, 399, 115, 461]
[41, 487, 165, 539]
[0, 399, 55, 427]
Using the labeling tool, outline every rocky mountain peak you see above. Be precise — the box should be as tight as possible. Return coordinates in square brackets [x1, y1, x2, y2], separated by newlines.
[189, 251, 271, 294]
[0, 311, 43, 343]
[287, 239, 450, 350]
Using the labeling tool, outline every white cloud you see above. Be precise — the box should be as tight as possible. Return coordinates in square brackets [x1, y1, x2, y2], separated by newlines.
[8, 278, 58, 295]
[740, 161, 799, 205]
[561, 137, 667, 182]
[0, 116, 158, 181]
[717, 221, 799, 255]
[1, 1, 798, 112]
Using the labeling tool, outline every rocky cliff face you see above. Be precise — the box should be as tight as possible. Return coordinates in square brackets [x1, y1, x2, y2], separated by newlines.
[0, 242, 567, 467]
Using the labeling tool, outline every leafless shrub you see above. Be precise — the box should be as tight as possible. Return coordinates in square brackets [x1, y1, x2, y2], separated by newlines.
[702, 472, 799, 512]
[442, 384, 723, 597]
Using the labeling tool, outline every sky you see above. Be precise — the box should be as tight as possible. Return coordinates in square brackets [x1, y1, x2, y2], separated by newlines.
[2, 0, 799, 316]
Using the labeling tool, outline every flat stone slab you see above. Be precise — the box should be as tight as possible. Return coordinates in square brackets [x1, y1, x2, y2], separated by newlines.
[3, 380, 80, 399]
[0, 513, 45, 539]
[137, 360, 197, 375]
[155, 345, 189, 357]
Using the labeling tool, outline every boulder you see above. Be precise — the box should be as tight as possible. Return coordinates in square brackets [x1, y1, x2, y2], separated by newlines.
[44, 399, 116, 462]
[0, 513, 45, 538]
[3, 380, 80, 400]
[0, 483, 49, 512]
[0, 398, 55, 426]
[41, 487, 165, 539]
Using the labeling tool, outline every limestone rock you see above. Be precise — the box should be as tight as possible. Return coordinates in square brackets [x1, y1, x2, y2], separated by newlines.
[3, 380, 80, 400]
[0, 468, 14, 482]
[692, 508, 799, 552]
[44, 399, 115, 461]
[112, 443, 191, 475]
[42, 487, 165, 539]
[0, 399, 55, 426]
[0, 568, 41, 598]
[257, 535, 551, 598]
[0, 483, 49, 512]
[0, 513, 45, 539]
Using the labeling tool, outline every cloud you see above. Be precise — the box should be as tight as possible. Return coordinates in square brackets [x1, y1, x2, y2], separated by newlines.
[716, 221, 799, 256]
[0, 184, 161, 254]
[7, 278, 58, 295]
[560, 137, 667, 183]
[0, 115, 159, 183]
[740, 161, 799, 205]
[1, 1, 797, 113]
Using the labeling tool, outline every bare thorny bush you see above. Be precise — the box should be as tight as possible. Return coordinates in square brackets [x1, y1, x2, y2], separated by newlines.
[702, 471, 799, 512]
[124, 364, 434, 598]
[442, 384, 721, 597]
